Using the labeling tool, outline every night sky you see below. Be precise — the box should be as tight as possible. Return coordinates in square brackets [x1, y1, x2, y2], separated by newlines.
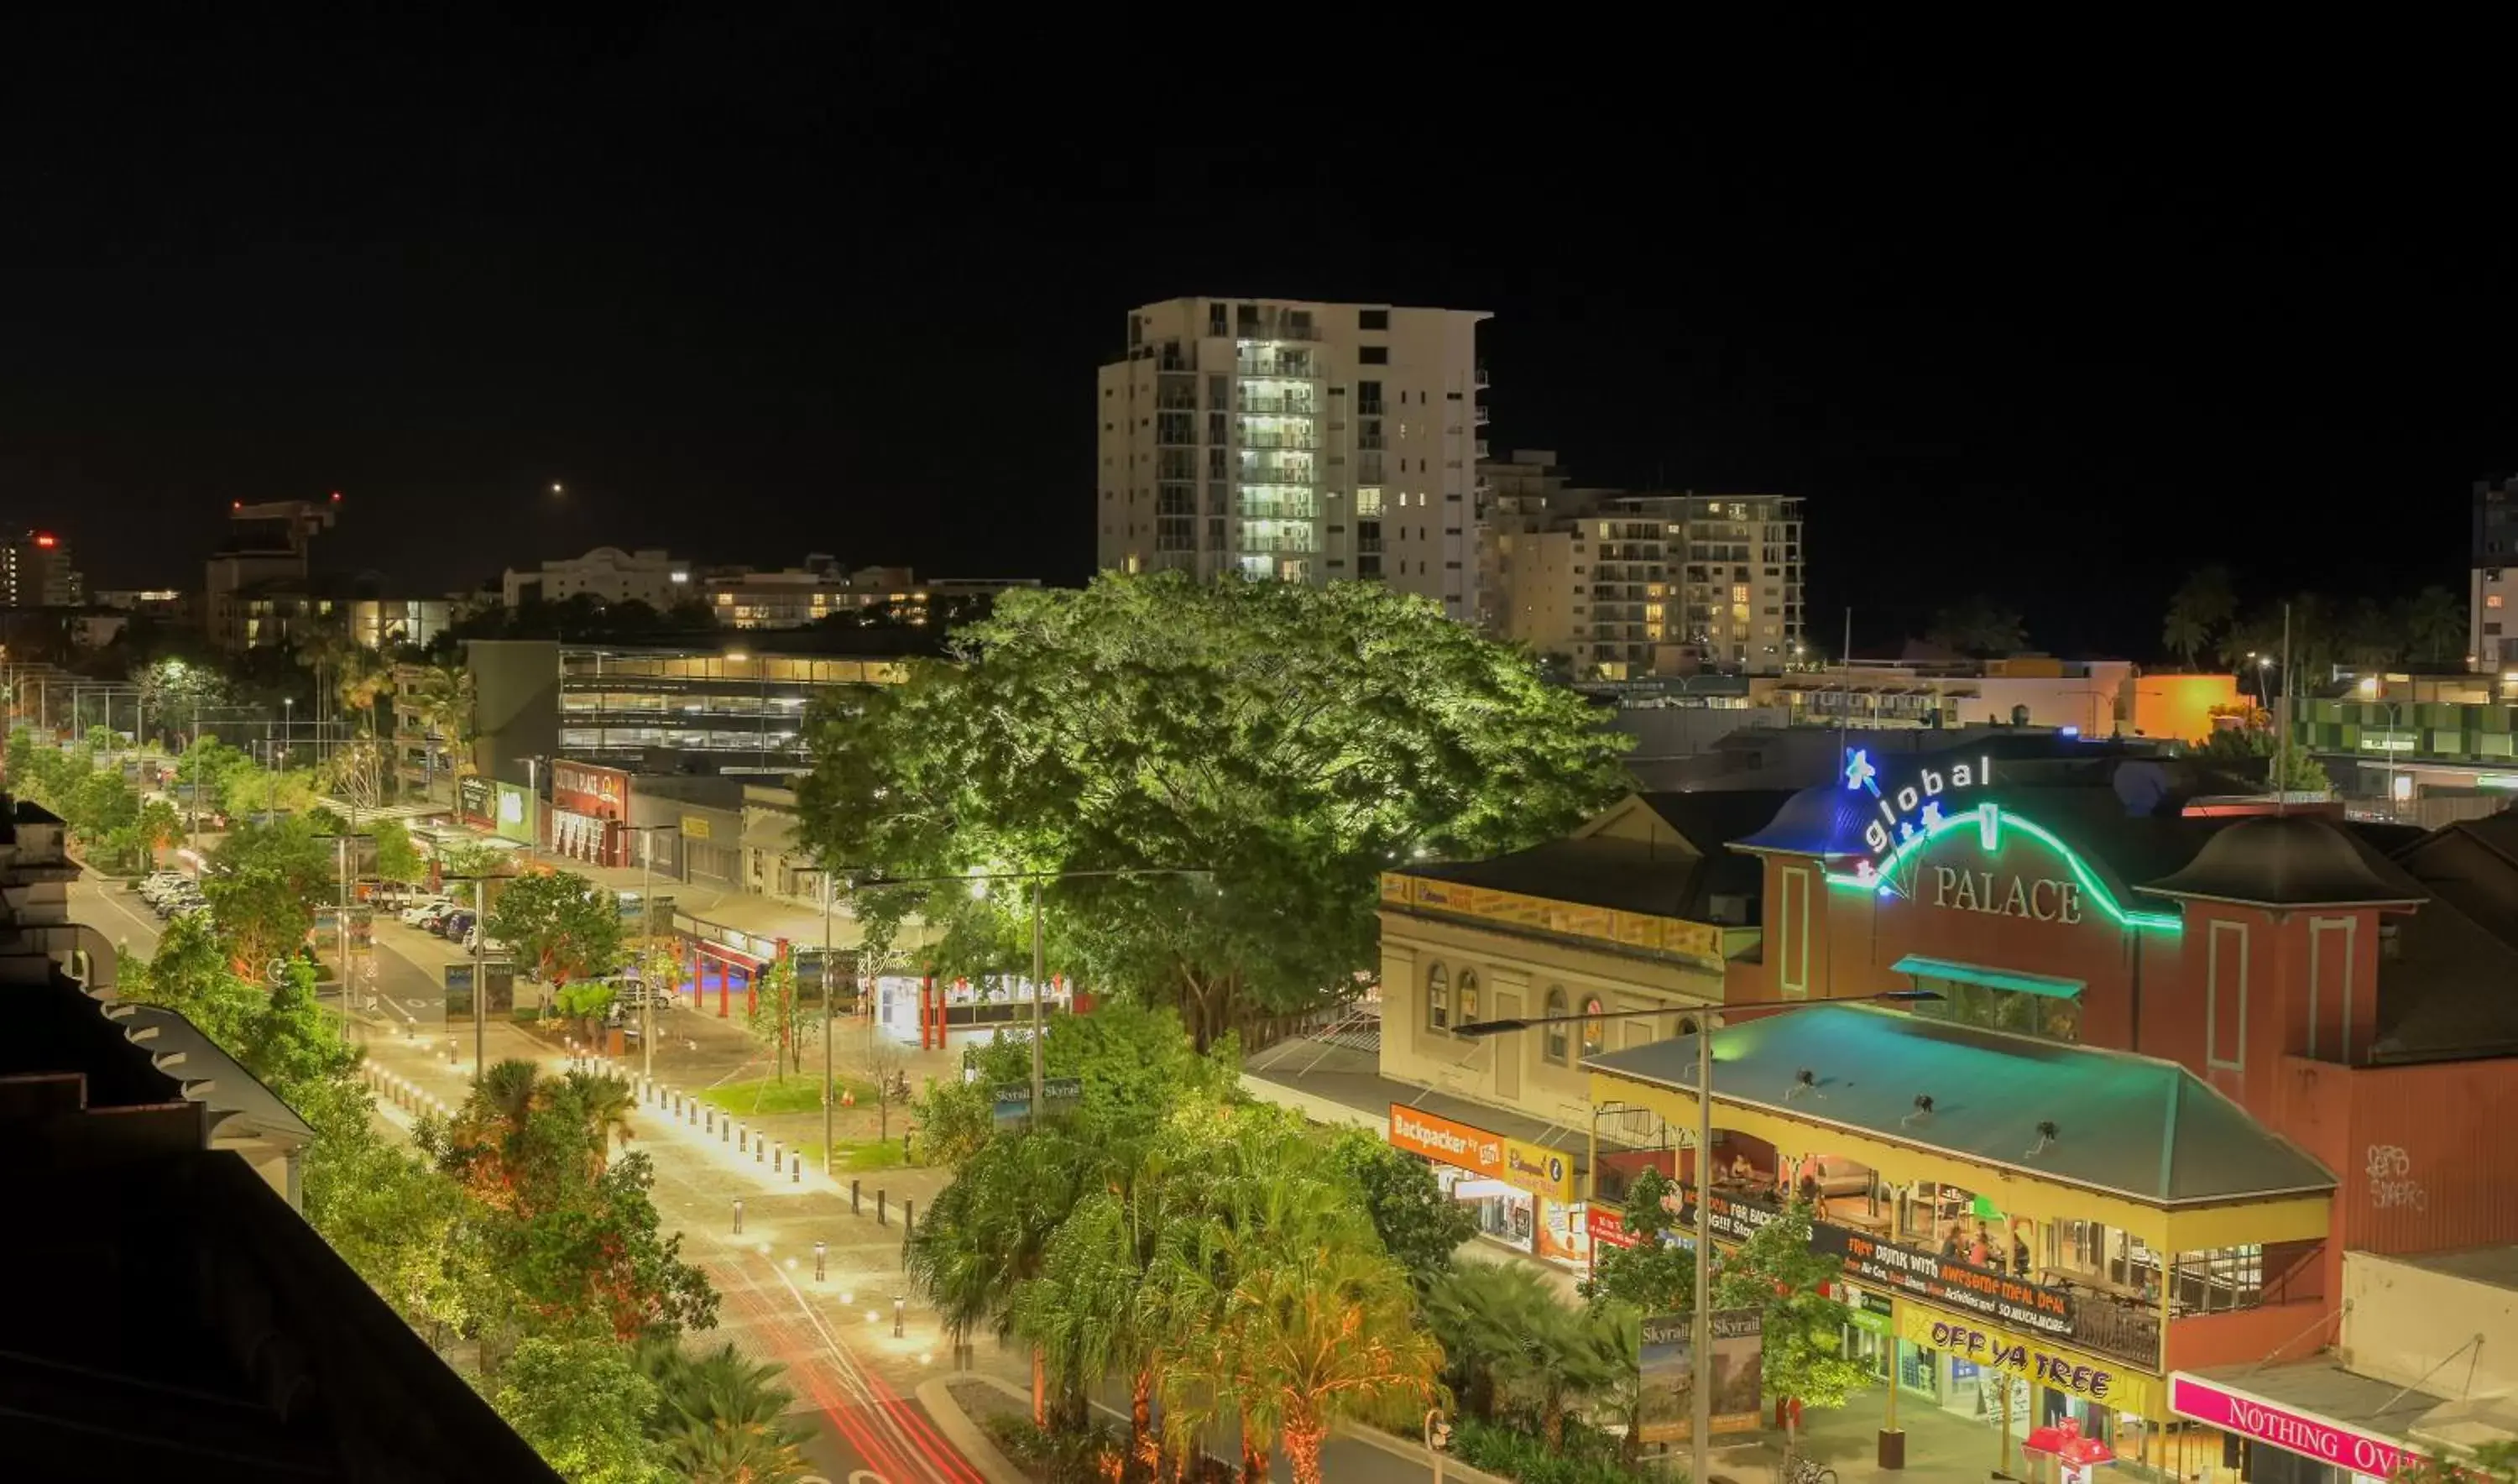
[4, 18, 2510, 659]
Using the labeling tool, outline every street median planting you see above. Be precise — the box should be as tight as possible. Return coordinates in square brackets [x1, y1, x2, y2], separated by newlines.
[696, 1074, 875, 1117]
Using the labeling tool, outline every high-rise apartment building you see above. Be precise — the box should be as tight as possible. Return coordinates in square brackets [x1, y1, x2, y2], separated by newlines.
[1481, 455, 1806, 678]
[0, 530, 83, 607]
[2473, 474, 2517, 670]
[1097, 297, 1489, 622]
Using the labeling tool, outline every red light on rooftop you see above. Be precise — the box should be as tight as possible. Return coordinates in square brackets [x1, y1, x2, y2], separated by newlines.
[330, 491, 342, 502]
[232, 501, 243, 511]
[34, 535, 55, 548]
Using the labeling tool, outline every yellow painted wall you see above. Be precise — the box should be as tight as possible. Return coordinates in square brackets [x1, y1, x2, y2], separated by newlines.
[1382, 912, 1721, 1127]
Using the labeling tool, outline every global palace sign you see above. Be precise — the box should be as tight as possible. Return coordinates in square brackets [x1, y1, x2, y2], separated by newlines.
[1841, 750, 1993, 883]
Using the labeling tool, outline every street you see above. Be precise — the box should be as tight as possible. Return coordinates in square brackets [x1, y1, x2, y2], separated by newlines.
[80, 873, 984, 1484]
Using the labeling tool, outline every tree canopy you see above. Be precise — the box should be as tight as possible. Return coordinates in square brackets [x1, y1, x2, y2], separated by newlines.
[488, 870, 626, 985]
[797, 574, 1629, 1043]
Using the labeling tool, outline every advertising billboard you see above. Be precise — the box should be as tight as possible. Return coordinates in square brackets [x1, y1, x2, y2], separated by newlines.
[1637, 1309, 1763, 1444]
[492, 781, 534, 845]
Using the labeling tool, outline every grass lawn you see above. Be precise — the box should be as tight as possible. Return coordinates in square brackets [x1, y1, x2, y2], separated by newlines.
[797, 1139, 910, 1173]
[697, 1074, 876, 1116]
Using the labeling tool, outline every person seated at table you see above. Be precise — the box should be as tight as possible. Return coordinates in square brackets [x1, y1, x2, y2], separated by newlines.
[1967, 1225, 1993, 1267]
[1730, 1152, 1754, 1184]
[1942, 1222, 1967, 1257]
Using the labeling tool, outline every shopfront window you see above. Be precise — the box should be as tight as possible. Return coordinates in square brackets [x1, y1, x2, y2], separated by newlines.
[1427, 964, 1450, 1032]
[1912, 975, 2082, 1043]
[1458, 970, 1481, 1028]
[1580, 995, 1606, 1058]
[1543, 986, 1570, 1063]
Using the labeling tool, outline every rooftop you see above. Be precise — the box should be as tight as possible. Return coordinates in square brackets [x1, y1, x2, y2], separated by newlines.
[1585, 1004, 2336, 1207]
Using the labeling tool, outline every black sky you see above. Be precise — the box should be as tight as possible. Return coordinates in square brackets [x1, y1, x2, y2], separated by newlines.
[3, 18, 2512, 659]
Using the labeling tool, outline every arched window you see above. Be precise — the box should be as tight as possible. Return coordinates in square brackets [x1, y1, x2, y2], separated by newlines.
[1544, 986, 1570, 1063]
[1581, 995, 1607, 1058]
[1427, 964, 1450, 1032]
[1457, 970, 1481, 1029]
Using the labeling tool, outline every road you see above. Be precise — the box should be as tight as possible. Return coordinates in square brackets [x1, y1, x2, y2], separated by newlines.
[81, 874, 984, 1484]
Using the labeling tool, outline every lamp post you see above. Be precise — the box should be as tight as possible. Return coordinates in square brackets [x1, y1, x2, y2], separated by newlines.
[859, 866, 1214, 1119]
[1456, 989, 1940, 1483]
[441, 871, 498, 1081]
[623, 824, 681, 1080]
[2358, 677, 2409, 818]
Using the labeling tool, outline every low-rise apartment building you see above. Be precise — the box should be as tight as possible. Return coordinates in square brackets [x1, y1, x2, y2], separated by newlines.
[502, 546, 694, 611]
[705, 560, 1037, 630]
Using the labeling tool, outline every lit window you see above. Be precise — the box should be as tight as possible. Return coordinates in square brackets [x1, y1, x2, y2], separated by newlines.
[1427, 964, 1450, 1032]
[2493, 595, 2507, 610]
[1458, 971, 1481, 1027]
[1580, 996, 1606, 1058]
[1544, 986, 1570, 1064]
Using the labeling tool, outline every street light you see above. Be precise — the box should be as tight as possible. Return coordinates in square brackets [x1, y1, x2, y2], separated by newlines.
[1457, 989, 1941, 1484]
[440, 870, 502, 1081]
[622, 824, 682, 1080]
[858, 867, 1214, 1119]
[2359, 676, 2409, 816]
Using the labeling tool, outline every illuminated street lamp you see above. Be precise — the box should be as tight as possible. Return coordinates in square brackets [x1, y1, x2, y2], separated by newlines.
[1458, 989, 1941, 1484]
[2359, 676, 2409, 815]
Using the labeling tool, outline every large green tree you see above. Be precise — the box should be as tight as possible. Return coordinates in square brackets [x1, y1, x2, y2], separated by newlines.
[490, 1334, 670, 1484]
[203, 815, 337, 972]
[1426, 1262, 1626, 1447]
[488, 870, 626, 986]
[1924, 597, 2029, 659]
[797, 573, 1629, 1045]
[641, 1340, 813, 1484]
[1577, 1166, 1696, 1316]
[1325, 1126, 1477, 1289]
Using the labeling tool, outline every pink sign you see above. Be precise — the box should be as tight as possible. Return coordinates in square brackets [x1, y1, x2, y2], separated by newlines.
[2170, 1374, 2416, 1478]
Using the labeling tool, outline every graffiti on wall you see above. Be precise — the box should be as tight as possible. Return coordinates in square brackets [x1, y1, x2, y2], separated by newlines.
[2365, 1145, 2427, 1211]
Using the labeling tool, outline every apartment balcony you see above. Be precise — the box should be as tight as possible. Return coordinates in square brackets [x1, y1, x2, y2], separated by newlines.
[1239, 502, 1317, 522]
[1474, 403, 1491, 426]
[1474, 438, 1490, 458]
[1356, 435, 1386, 452]
[1234, 321, 1319, 342]
[1238, 396, 1319, 415]
[1474, 363, 1491, 388]
[1239, 434, 1318, 451]
[1240, 536, 1319, 556]
[1153, 391, 1199, 410]
[1235, 356, 1320, 379]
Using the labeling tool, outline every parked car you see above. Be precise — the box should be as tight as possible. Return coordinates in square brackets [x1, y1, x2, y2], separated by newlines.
[400, 899, 452, 927]
[613, 980, 674, 1012]
[438, 910, 476, 940]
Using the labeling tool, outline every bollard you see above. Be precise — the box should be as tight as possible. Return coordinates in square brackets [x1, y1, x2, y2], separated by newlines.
[722, 1118, 732, 1146]
[772, 1139, 783, 1168]
[893, 1295, 905, 1339]
[759, 1138, 770, 1167]
[704, 1109, 715, 1134]
[814, 1241, 828, 1281]
[736, 1126, 746, 1154]
[904, 1199, 915, 1240]
[790, 1152, 802, 1184]
[851, 1179, 860, 1215]
[878, 1189, 888, 1227]
[732, 1198, 744, 1235]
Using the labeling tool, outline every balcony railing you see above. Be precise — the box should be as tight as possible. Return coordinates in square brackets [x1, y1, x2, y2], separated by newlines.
[1238, 396, 1319, 415]
[1240, 434, 1318, 450]
[1236, 357, 1319, 378]
[1233, 321, 1319, 342]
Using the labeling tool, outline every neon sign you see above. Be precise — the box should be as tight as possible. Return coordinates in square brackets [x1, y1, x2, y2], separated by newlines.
[1825, 803, 2183, 934]
[1844, 750, 1992, 879]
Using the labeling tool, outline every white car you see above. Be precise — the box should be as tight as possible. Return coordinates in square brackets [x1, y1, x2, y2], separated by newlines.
[399, 899, 452, 926]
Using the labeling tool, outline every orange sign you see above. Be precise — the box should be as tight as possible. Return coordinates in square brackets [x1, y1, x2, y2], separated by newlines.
[1387, 1103, 1575, 1202]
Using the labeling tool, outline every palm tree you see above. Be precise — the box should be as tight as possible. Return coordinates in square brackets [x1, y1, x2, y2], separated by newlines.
[405, 660, 477, 799]
[559, 1068, 637, 1170]
[2164, 567, 2238, 667]
[645, 1340, 813, 1484]
[904, 1126, 1089, 1424]
[1426, 1262, 1623, 1441]
[478, 1058, 541, 1133]
[2401, 584, 2468, 665]
[1213, 1241, 1443, 1484]
[2341, 597, 2400, 671]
